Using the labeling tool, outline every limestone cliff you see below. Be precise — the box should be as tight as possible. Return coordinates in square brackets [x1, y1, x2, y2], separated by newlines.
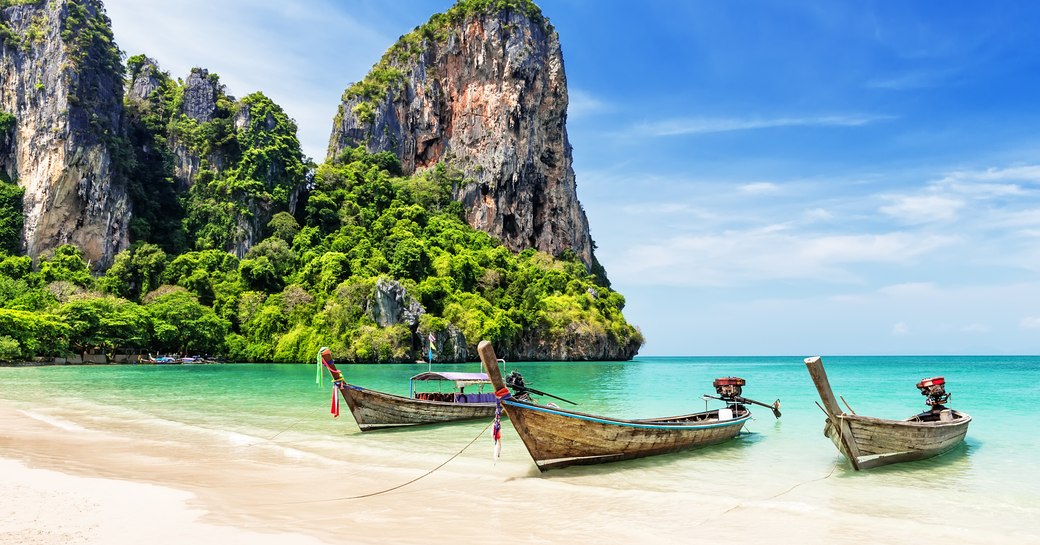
[328, 1, 595, 270]
[169, 67, 228, 188]
[125, 59, 306, 258]
[0, 0, 129, 268]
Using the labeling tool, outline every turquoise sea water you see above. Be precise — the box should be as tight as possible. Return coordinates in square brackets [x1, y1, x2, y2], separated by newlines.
[1, 355, 1037, 541]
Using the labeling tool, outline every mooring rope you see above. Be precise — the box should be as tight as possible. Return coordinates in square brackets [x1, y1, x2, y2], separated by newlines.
[691, 461, 840, 527]
[235, 406, 325, 449]
[265, 420, 493, 505]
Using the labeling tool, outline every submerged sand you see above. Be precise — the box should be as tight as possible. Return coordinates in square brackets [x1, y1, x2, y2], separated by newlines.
[0, 399, 1031, 544]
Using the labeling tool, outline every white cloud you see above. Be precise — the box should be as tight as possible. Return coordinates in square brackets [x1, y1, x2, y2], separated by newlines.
[1021, 317, 1040, 330]
[568, 88, 610, 119]
[630, 114, 895, 138]
[804, 208, 833, 222]
[960, 323, 989, 333]
[604, 229, 955, 287]
[938, 165, 1040, 186]
[799, 233, 952, 263]
[892, 322, 909, 335]
[740, 182, 780, 194]
[866, 69, 957, 90]
[878, 195, 964, 223]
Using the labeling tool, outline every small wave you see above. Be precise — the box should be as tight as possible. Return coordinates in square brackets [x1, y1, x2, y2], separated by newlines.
[18, 410, 87, 432]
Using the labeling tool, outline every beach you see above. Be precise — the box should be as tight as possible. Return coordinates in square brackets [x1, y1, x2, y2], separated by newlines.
[2, 358, 1037, 544]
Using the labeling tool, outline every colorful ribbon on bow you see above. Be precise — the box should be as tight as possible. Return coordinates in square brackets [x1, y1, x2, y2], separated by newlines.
[317, 347, 344, 418]
[492, 386, 512, 461]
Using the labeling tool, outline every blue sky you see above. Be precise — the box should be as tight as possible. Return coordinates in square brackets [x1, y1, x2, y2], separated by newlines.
[104, 1, 1040, 356]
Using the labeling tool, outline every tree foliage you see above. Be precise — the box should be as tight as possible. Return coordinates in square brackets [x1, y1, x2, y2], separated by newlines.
[0, 140, 641, 362]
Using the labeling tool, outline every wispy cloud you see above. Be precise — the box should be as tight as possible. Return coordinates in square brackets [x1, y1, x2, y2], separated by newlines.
[878, 195, 964, 224]
[936, 165, 1040, 192]
[892, 322, 909, 335]
[740, 182, 780, 194]
[604, 230, 956, 287]
[1021, 317, 1040, 330]
[630, 114, 895, 138]
[568, 88, 611, 119]
[804, 208, 833, 222]
[866, 69, 958, 90]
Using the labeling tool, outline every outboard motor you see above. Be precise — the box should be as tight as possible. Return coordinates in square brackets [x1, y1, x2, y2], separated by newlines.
[713, 377, 746, 401]
[505, 370, 527, 394]
[708, 376, 781, 419]
[917, 377, 951, 409]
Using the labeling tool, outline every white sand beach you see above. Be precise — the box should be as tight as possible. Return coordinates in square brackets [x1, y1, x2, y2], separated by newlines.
[2, 397, 1032, 545]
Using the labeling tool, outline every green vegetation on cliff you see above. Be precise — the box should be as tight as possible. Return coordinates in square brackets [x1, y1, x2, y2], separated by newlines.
[123, 60, 307, 255]
[123, 55, 187, 253]
[0, 146, 642, 363]
[183, 91, 307, 252]
[0, 177, 23, 254]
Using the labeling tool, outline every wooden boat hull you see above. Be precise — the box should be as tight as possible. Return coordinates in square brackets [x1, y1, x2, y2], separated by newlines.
[340, 385, 496, 431]
[804, 355, 971, 470]
[475, 340, 750, 471]
[823, 411, 971, 470]
[504, 400, 751, 470]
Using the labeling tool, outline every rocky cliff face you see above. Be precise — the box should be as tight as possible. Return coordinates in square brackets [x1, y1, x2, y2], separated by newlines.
[328, 3, 595, 269]
[170, 67, 227, 187]
[125, 59, 305, 258]
[0, 0, 129, 268]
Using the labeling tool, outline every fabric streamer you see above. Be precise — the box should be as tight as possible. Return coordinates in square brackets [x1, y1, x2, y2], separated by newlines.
[317, 347, 342, 418]
[492, 386, 512, 461]
[316, 346, 326, 387]
[331, 385, 340, 417]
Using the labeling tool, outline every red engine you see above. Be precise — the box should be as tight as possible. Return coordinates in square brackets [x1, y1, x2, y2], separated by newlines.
[713, 377, 746, 399]
[916, 376, 951, 408]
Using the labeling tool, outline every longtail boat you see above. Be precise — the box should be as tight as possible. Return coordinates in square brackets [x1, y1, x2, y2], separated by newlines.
[804, 356, 972, 470]
[478, 341, 779, 471]
[318, 348, 496, 431]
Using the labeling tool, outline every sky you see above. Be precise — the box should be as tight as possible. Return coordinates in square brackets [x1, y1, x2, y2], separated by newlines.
[103, 0, 1040, 356]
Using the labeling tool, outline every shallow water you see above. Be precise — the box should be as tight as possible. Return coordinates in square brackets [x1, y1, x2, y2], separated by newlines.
[1, 355, 1036, 542]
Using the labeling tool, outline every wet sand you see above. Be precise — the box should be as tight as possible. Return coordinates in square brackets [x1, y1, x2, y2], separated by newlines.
[0, 400, 1028, 545]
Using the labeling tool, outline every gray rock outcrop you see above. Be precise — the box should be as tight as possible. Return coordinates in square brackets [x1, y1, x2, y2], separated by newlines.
[368, 277, 425, 328]
[171, 67, 225, 187]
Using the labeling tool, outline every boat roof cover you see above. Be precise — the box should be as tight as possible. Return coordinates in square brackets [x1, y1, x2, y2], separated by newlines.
[410, 371, 491, 385]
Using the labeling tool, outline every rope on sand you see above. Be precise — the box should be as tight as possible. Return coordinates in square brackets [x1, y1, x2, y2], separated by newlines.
[269, 420, 493, 504]
[692, 462, 840, 527]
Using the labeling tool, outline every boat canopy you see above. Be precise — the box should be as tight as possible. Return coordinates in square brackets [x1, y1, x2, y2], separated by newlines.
[410, 371, 491, 387]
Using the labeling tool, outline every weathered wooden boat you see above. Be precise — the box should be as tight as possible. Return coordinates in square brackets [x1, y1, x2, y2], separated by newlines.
[318, 348, 496, 431]
[804, 356, 972, 470]
[478, 340, 773, 471]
